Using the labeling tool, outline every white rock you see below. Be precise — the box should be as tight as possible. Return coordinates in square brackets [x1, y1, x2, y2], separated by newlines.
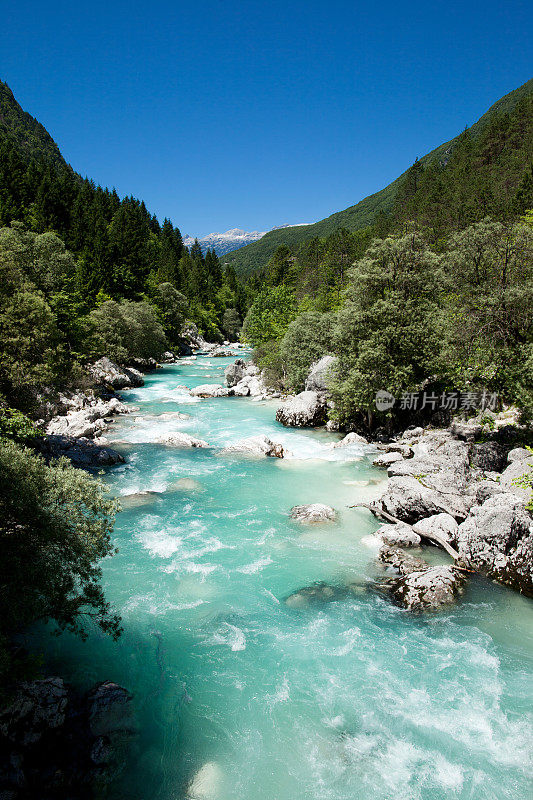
[156, 433, 209, 448]
[412, 513, 459, 545]
[374, 522, 421, 547]
[373, 452, 403, 468]
[332, 432, 368, 448]
[276, 391, 327, 427]
[290, 503, 336, 523]
[220, 435, 284, 458]
[190, 384, 229, 398]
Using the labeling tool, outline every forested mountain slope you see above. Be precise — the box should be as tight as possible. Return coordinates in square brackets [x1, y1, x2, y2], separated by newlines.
[225, 78, 533, 274]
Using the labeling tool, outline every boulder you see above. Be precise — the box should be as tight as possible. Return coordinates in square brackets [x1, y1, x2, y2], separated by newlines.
[156, 432, 209, 448]
[86, 682, 135, 739]
[456, 493, 533, 594]
[507, 447, 532, 463]
[89, 357, 144, 389]
[412, 513, 459, 546]
[224, 359, 246, 387]
[390, 566, 464, 611]
[378, 546, 429, 576]
[499, 456, 533, 503]
[0, 678, 68, 746]
[450, 420, 483, 441]
[332, 432, 368, 448]
[276, 391, 327, 427]
[285, 582, 345, 608]
[469, 441, 508, 472]
[46, 398, 130, 439]
[190, 384, 229, 398]
[377, 476, 471, 523]
[304, 355, 337, 393]
[475, 480, 504, 505]
[374, 522, 421, 547]
[372, 451, 403, 468]
[220, 435, 285, 458]
[35, 435, 125, 468]
[290, 503, 336, 523]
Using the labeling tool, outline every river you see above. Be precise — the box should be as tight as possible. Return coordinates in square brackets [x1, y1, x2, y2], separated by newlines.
[37, 354, 533, 799]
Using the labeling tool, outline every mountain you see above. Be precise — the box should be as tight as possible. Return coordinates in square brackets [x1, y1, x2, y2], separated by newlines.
[182, 228, 267, 255]
[182, 223, 312, 256]
[0, 80, 67, 168]
[224, 78, 533, 275]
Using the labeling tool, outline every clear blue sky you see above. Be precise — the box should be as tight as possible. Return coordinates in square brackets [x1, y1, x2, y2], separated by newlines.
[1, 0, 531, 236]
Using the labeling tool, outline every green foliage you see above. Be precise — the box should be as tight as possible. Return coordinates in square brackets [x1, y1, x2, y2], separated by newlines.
[221, 307, 241, 339]
[0, 408, 41, 441]
[241, 286, 297, 347]
[331, 230, 443, 425]
[279, 312, 335, 391]
[85, 299, 167, 362]
[0, 439, 121, 682]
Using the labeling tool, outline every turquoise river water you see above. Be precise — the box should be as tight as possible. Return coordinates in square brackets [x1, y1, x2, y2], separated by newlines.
[35, 355, 533, 799]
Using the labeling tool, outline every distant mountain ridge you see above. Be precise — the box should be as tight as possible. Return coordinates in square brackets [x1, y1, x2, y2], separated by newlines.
[224, 78, 533, 274]
[183, 223, 311, 256]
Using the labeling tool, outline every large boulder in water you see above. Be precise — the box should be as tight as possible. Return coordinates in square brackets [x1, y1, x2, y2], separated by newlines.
[276, 391, 327, 428]
[224, 359, 246, 387]
[290, 503, 336, 523]
[190, 384, 229, 398]
[304, 355, 337, 393]
[374, 522, 421, 547]
[220, 434, 285, 458]
[456, 492, 533, 594]
[89, 357, 144, 389]
[389, 566, 465, 611]
[377, 476, 471, 523]
[156, 432, 209, 448]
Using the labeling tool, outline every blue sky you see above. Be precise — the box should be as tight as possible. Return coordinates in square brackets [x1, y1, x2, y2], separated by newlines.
[1, 0, 531, 236]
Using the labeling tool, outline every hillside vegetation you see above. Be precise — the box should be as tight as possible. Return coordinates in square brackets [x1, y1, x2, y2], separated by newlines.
[225, 78, 533, 274]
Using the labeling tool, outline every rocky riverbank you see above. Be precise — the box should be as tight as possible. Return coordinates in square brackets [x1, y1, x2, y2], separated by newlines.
[221, 355, 533, 611]
[0, 679, 135, 799]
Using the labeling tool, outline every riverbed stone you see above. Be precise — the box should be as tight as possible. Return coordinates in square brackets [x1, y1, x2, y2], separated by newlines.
[276, 391, 327, 427]
[390, 566, 464, 611]
[0, 678, 68, 746]
[412, 513, 459, 546]
[220, 435, 285, 458]
[374, 522, 421, 547]
[156, 432, 209, 448]
[456, 492, 533, 594]
[190, 384, 229, 398]
[89, 357, 144, 389]
[290, 503, 336, 523]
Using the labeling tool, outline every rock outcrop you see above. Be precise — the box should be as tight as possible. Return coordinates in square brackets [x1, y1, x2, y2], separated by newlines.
[456, 493, 533, 594]
[304, 355, 337, 393]
[34, 435, 125, 468]
[389, 566, 465, 611]
[276, 391, 327, 427]
[374, 522, 421, 547]
[46, 397, 130, 439]
[89, 357, 144, 389]
[0, 679, 135, 799]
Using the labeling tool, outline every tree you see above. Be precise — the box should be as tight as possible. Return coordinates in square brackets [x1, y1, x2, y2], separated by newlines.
[241, 286, 297, 347]
[85, 299, 167, 362]
[332, 230, 443, 427]
[0, 439, 121, 682]
[222, 308, 241, 339]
